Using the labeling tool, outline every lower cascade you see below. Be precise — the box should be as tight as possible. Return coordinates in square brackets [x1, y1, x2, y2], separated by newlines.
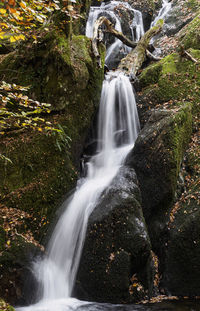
[16, 71, 140, 310]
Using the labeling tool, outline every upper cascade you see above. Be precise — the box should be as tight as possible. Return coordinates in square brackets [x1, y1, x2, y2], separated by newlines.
[86, 1, 144, 68]
[151, 0, 172, 27]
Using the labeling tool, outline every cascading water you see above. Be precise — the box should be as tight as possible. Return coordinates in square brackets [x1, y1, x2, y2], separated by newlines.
[16, 71, 140, 311]
[151, 0, 172, 27]
[86, 1, 144, 68]
[150, 0, 172, 55]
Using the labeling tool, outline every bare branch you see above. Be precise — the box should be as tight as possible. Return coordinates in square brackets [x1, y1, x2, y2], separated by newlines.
[92, 16, 137, 67]
[146, 49, 162, 61]
[118, 19, 164, 77]
[184, 50, 198, 63]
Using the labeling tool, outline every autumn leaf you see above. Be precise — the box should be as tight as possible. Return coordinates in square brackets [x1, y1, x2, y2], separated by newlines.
[0, 9, 7, 14]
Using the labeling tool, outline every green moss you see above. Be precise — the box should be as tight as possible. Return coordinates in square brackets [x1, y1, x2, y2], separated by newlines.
[0, 29, 105, 242]
[185, 0, 200, 10]
[179, 14, 200, 50]
[0, 30, 104, 111]
[167, 103, 193, 188]
[139, 62, 162, 86]
[139, 51, 200, 114]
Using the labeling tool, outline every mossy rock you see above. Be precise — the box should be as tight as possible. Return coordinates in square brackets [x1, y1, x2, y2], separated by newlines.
[0, 30, 105, 112]
[178, 13, 200, 50]
[76, 167, 155, 303]
[0, 27, 105, 304]
[0, 229, 40, 305]
[127, 104, 192, 252]
[139, 50, 200, 115]
[162, 129, 200, 296]
[0, 28, 105, 240]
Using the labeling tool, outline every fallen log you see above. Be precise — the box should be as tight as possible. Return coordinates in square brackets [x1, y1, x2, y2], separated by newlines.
[92, 16, 137, 67]
[118, 19, 164, 77]
[92, 16, 164, 77]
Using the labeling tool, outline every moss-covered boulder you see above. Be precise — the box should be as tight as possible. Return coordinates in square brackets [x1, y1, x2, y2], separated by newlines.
[0, 227, 40, 305]
[0, 28, 105, 304]
[138, 49, 200, 124]
[0, 31, 104, 111]
[126, 104, 192, 253]
[76, 167, 156, 303]
[161, 130, 200, 296]
[178, 14, 200, 50]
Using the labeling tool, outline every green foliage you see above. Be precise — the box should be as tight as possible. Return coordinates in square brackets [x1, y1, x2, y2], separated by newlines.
[52, 124, 72, 152]
[0, 80, 67, 135]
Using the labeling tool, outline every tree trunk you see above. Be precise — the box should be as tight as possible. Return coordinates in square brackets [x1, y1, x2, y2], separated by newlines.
[118, 20, 163, 77]
[92, 17, 164, 76]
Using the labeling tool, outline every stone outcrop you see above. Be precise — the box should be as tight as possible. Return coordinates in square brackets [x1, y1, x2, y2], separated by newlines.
[76, 167, 156, 303]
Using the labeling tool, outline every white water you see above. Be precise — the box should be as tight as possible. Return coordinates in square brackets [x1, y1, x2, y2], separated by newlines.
[151, 0, 172, 27]
[16, 71, 140, 311]
[86, 1, 144, 67]
[150, 0, 172, 55]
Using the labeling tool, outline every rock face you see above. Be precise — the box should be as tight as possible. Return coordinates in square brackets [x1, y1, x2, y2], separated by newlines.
[131, 12, 200, 296]
[162, 129, 200, 296]
[0, 28, 105, 304]
[151, 0, 200, 56]
[126, 105, 192, 252]
[76, 167, 155, 303]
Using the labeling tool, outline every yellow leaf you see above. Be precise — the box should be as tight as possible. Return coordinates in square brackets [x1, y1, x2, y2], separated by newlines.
[10, 36, 17, 43]
[0, 32, 5, 39]
[0, 9, 7, 14]
[7, 240, 11, 246]
[0, 23, 9, 28]
[38, 127, 42, 132]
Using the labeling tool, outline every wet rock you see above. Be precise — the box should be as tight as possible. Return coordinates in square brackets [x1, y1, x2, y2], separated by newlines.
[126, 104, 192, 252]
[76, 167, 155, 303]
[162, 130, 200, 296]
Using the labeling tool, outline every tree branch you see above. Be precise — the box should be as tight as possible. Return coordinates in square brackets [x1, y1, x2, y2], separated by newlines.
[146, 49, 162, 61]
[92, 16, 137, 67]
[118, 19, 164, 77]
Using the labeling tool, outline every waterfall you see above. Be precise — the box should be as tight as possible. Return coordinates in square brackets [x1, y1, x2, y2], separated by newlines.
[16, 71, 140, 311]
[151, 0, 172, 27]
[86, 1, 144, 68]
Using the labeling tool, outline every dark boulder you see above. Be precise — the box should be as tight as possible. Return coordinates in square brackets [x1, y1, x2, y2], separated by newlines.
[162, 129, 200, 296]
[75, 166, 155, 303]
[126, 104, 192, 252]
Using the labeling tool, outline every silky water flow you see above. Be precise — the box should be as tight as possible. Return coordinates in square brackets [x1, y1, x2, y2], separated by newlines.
[16, 71, 140, 311]
[15, 0, 176, 310]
